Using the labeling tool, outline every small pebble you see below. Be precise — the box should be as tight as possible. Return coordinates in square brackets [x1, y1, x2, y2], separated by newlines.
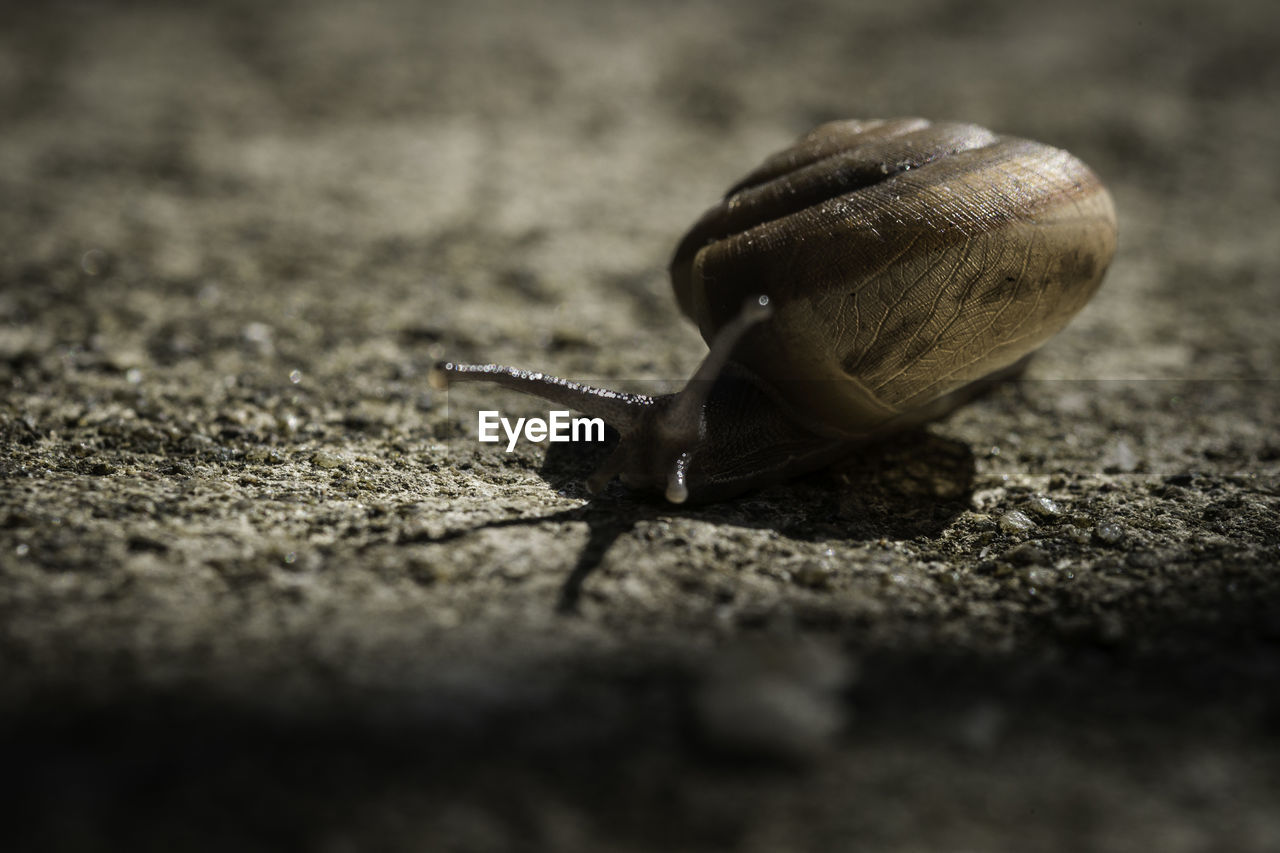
[1093, 520, 1126, 545]
[792, 561, 833, 590]
[278, 413, 301, 434]
[311, 450, 345, 470]
[1003, 541, 1048, 565]
[998, 509, 1036, 534]
[1064, 528, 1091, 545]
[1026, 493, 1061, 518]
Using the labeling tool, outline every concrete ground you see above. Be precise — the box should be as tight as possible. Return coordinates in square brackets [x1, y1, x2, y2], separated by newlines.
[2, 0, 1278, 849]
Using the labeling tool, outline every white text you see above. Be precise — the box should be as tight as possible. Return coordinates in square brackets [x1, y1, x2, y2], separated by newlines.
[478, 410, 606, 452]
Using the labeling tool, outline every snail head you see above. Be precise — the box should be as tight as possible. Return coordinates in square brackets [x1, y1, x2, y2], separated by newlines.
[432, 296, 773, 504]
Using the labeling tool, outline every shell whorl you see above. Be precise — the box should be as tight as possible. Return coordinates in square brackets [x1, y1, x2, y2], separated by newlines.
[670, 118, 1117, 433]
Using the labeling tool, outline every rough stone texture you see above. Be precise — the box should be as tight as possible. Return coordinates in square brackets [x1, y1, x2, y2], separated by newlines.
[2, 0, 1278, 850]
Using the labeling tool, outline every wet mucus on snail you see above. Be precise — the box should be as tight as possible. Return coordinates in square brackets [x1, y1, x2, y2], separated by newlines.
[435, 118, 1117, 505]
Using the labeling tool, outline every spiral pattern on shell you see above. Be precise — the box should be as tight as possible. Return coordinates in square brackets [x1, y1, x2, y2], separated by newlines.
[670, 118, 1118, 433]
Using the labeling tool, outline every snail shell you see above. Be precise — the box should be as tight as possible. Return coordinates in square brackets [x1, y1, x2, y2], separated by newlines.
[436, 118, 1117, 503]
[671, 117, 1117, 433]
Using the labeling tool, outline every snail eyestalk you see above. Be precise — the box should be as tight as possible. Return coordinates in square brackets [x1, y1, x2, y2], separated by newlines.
[661, 294, 772, 445]
[431, 362, 653, 433]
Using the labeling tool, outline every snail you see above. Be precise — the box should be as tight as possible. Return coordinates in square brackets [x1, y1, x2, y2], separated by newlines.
[435, 118, 1117, 504]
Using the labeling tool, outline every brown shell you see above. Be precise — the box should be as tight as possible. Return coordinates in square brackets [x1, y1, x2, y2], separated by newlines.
[670, 118, 1118, 434]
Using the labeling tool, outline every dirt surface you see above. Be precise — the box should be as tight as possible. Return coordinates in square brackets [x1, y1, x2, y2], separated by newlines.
[2, 0, 1279, 850]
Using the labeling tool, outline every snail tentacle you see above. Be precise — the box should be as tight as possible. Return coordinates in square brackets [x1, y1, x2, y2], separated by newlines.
[430, 362, 653, 433]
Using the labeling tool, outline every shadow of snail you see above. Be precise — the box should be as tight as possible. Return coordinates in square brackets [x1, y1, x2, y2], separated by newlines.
[427, 428, 976, 613]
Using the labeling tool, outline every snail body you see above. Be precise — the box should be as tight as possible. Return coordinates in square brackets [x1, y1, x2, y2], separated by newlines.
[438, 118, 1117, 504]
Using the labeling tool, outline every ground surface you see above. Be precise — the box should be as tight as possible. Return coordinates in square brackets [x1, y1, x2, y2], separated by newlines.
[2, 0, 1279, 850]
